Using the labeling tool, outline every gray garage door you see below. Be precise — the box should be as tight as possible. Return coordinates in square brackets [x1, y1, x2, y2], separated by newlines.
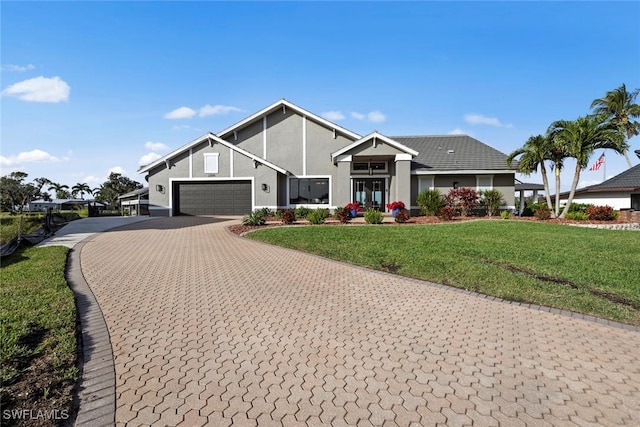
[174, 181, 252, 215]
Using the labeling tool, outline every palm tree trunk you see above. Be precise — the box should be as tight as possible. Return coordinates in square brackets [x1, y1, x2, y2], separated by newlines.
[539, 163, 555, 217]
[554, 165, 561, 217]
[559, 164, 582, 218]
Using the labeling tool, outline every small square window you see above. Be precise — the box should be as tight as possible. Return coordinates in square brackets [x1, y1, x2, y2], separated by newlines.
[204, 153, 219, 174]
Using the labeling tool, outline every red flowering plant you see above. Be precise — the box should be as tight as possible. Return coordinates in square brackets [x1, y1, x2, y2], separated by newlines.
[345, 202, 361, 213]
[386, 201, 406, 211]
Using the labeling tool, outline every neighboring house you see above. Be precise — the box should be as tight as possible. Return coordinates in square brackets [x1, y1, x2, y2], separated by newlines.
[29, 199, 87, 212]
[118, 187, 149, 216]
[558, 164, 640, 210]
[138, 99, 517, 217]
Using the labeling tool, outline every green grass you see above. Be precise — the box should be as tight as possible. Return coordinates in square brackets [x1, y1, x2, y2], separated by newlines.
[249, 221, 640, 325]
[0, 213, 44, 244]
[0, 245, 78, 416]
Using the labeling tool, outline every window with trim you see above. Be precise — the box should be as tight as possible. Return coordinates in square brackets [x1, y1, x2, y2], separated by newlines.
[204, 153, 219, 174]
[351, 161, 387, 173]
[418, 176, 435, 193]
[476, 175, 493, 192]
[289, 178, 329, 205]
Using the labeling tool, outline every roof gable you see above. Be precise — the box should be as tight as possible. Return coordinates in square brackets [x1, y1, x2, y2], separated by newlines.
[331, 132, 419, 161]
[137, 133, 288, 175]
[579, 164, 640, 192]
[217, 99, 361, 141]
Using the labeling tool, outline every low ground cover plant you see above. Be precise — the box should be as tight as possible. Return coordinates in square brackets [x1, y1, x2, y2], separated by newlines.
[281, 209, 296, 224]
[364, 209, 384, 224]
[394, 209, 410, 223]
[307, 208, 329, 224]
[243, 209, 266, 226]
[334, 207, 351, 224]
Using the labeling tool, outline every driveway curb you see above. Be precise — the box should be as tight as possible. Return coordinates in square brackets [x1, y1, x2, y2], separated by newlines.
[67, 241, 116, 427]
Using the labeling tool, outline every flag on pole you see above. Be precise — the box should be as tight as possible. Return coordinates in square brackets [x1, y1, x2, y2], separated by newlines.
[589, 153, 605, 171]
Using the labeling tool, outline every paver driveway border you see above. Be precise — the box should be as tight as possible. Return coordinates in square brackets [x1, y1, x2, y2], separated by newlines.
[66, 216, 640, 426]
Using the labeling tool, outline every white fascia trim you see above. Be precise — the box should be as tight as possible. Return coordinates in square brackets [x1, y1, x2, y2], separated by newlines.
[336, 155, 353, 162]
[331, 132, 419, 162]
[302, 115, 307, 176]
[217, 99, 362, 141]
[395, 153, 412, 161]
[263, 116, 267, 159]
[189, 148, 193, 178]
[412, 169, 515, 175]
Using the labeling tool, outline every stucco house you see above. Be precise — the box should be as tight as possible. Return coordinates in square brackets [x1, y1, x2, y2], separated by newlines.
[558, 164, 640, 210]
[138, 99, 517, 216]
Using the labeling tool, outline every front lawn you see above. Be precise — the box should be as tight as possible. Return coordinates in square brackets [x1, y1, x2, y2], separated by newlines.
[248, 221, 640, 325]
[0, 246, 78, 426]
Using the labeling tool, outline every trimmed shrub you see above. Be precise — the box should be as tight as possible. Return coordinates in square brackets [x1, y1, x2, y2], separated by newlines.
[445, 187, 479, 217]
[566, 211, 589, 221]
[416, 189, 445, 216]
[307, 208, 329, 224]
[438, 206, 456, 221]
[394, 209, 410, 223]
[295, 206, 312, 219]
[586, 205, 617, 221]
[243, 210, 266, 226]
[500, 210, 510, 220]
[568, 203, 591, 214]
[364, 209, 384, 224]
[334, 207, 351, 224]
[534, 205, 552, 220]
[481, 189, 504, 217]
[281, 209, 296, 224]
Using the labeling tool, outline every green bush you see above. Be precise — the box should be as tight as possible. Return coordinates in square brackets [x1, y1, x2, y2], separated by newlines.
[364, 209, 384, 224]
[566, 211, 589, 221]
[481, 189, 504, 217]
[307, 208, 329, 224]
[416, 189, 444, 216]
[295, 206, 312, 219]
[568, 203, 592, 214]
[257, 207, 275, 217]
[500, 210, 510, 220]
[243, 210, 266, 226]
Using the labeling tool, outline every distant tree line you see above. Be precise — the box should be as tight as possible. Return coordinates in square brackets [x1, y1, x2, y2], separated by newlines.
[0, 172, 143, 213]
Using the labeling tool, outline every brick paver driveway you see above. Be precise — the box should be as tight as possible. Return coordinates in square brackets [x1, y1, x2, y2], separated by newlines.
[79, 216, 640, 426]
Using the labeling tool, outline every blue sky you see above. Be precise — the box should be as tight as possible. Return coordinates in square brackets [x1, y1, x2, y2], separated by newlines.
[2, 1, 639, 196]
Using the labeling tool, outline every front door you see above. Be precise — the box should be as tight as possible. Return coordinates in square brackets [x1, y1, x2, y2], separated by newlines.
[354, 178, 385, 211]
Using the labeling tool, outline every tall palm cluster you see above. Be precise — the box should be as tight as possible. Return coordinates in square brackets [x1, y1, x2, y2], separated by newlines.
[507, 84, 638, 218]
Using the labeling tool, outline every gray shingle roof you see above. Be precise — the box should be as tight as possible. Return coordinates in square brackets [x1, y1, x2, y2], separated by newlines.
[391, 135, 514, 171]
[583, 164, 640, 191]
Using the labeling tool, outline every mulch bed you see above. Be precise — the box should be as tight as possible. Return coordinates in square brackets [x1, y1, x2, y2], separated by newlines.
[228, 214, 633, 236]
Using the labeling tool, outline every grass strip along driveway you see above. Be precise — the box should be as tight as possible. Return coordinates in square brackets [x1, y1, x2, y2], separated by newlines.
[249, 221, 640, 325]
[0, 246, 78, 425]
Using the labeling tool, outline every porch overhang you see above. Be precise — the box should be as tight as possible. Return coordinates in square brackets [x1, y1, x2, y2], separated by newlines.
[331, 132, 418, 164]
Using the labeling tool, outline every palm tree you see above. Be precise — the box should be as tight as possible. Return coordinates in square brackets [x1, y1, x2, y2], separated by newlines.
[506, 134, 555, 215]
[590, 84, 640, 168]
[47, 182, 70, 199]
[71, 182, 92, 199]
[549, 115, 628, 218]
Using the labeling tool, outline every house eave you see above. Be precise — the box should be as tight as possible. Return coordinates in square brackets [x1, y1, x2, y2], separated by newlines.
[331, 132, 419, 163]
[412, 169, 515, 175]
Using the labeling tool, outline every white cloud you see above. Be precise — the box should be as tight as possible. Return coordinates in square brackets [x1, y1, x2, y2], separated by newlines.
[368, 110, 386, 123]
[83, 175, 103, 186]
[198, 104, 242, 117]
[321, 111, 345, 121]
[144, 141, 169, 151]
[108, 166, 126, 175]
[1, 76, 70, 103]
[165, 104, 243, 119]
[139, 152, 162, 166]
[1, 64, 36, 72]
[448, 128, 468, 135]
[464, 113, 512, 128]
[0, 149, 68, 166]
[351, 110, 386, 123]
[164, 106, 196, 119]
[171, 124, 193, 131]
